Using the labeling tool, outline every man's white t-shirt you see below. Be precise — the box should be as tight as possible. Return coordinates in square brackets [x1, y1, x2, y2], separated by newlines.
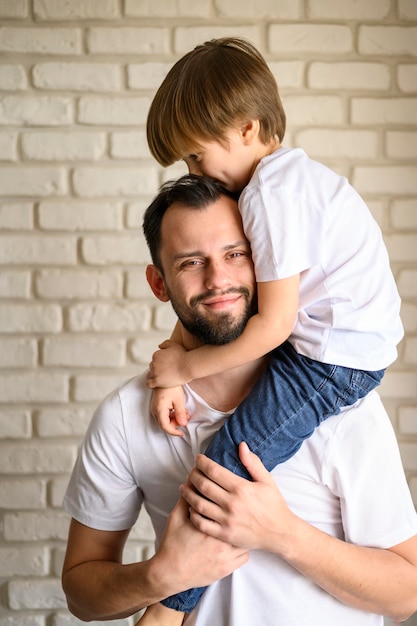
[63, 374, 417, 626]
[239, 148, 404, 370]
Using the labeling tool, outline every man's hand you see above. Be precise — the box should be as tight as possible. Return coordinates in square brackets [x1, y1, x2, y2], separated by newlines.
[150, 386, 190, 436]
[179, 442, 296, 555]
[147, 340, 191, 388]
[150, 497, 249, 595]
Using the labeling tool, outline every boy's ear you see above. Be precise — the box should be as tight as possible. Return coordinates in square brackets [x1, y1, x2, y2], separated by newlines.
[240, 119, 260, 145]
[146, 265, 170, 302]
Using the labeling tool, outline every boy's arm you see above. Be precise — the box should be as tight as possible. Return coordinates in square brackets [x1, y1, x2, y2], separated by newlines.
[148, 274, 299, 388]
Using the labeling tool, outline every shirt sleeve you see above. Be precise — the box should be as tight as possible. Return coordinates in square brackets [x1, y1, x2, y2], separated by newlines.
[63, 389, 142, 531]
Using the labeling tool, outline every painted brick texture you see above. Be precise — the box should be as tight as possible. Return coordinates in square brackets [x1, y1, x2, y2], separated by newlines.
[0, 3, 416, 626]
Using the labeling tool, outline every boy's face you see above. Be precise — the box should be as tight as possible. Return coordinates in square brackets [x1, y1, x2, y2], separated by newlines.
[183, 126, 261, 193]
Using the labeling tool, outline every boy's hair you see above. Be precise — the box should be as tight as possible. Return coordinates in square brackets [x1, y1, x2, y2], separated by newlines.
[143, 174, 232, 270]
[147, 37, 286, 167]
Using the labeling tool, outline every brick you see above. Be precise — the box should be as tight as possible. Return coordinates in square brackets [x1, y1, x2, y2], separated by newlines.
[0, 546, 48, 576]
[52, 615, 130, 626]
[0, 479, 46, 510]
[0, 0, 28, 19]
[154, 303, 177, 331]
[22, 131, 106, 162]
[0, 373, 68, 403]
[216, 0, 300, 18]
[67, 303, 150, 332]
[0, 131, 17, 160]
[0, 96, 73, 126]
[78, 96, 150, 125]
[283, 95, 344, 126]
[73, 374, 129, 402]
[0, 271, 31, 298]
[308, 62, 390, 90]
[0, 64, 27, 90]
[399, 0, 417, 20]
[126, 270, 153, 299]
[404, 337, 417, 365]
[0, 304, 62, 333]
[33, 63, 122, 92]
[0, 203, 33, 229]
[0, 236, 76, 265]
[352, 167, 417, 196]
[0, 410, 31, 439]
[0, 167, 67, 197]
[400, 302, 417, 332]
[82, 234, 150, 265]
[393, 198, 417, 229]
[160, 161, 188, 183]
[268, 61, 304, 88]
[399, 407, 417, 435]
[125, 0, 211, 17]
[384, 234, 417, 262]
[295, 129, 377, 160]
[307, 0, 390, 19]
[8, 578, 66, 610]
[127, 63, 172, 90]
[50, 478, 70, 508]
[0, 617, 45, 626]
[0, 444, 75, 474]
[359, 26, 417, 57]
[398, 270, 415, 302]
[88, 27, 170, 54]
[0, 28, 82, 55]
[73, 167, 158, 197]
[36, 269, 123, 299]
[111, 130, 152, 159]
[379, 371, 417, 399]
[399, 443, 417, 471]
[269, 24, 352, 54]
[126, 200, 151, 229]
[351, 98, 417, 126]
[0, 338, 37, 368]
[34, 0, 119, 20]
[386, 131, 417, 159]
[43, 337, 126, 367]
[36, 408, 91, 438]
[175, 26, 260, 53]
[130, 336, 163, 364]
[38, 201, 122, 230]
[398, 64, 417, 93]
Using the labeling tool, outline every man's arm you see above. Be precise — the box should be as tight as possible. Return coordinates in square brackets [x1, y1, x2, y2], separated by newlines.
[180, 443, 417, 623]
[62, 497, 249, 620]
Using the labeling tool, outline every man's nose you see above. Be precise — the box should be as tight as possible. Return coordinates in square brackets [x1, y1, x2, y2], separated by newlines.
[204, 260, 231, 289]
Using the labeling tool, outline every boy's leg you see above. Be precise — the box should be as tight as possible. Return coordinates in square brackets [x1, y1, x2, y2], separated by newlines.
[205, 341, 384, 479]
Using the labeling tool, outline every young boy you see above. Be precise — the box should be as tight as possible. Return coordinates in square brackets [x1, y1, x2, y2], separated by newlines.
[139, 38, 403, 625]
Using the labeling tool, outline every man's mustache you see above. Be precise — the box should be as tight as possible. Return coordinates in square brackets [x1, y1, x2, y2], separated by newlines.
[190, 287, 251, 308]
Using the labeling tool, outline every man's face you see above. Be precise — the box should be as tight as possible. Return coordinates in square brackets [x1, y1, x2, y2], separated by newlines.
[157, 195, 256, 345]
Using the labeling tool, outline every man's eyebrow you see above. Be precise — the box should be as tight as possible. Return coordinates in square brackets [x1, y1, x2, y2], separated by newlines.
[172, 240, 249, 261]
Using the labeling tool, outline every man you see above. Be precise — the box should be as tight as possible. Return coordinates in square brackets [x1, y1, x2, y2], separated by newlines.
[62, 175, 417, 626]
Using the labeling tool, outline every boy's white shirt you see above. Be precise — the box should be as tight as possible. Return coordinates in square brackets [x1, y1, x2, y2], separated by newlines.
[63, 375, 417, 626]
[239, 147, 404, 370]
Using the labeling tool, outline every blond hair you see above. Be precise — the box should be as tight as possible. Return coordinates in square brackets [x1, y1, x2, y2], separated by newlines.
[147, 37, 286, 166]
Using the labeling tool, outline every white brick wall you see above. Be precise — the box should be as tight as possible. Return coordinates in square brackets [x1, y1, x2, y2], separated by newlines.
[0, 3, 416, 625]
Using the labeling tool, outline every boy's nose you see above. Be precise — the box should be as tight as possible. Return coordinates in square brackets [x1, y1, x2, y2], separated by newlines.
[187, 161, 203, 176]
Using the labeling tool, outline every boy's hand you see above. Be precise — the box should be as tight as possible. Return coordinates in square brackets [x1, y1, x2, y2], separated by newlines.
[150, 386, 190, 436]
[147, 340, 191, 388]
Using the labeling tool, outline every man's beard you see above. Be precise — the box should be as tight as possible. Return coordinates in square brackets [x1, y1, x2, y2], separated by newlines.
[167, 287, 256, 345]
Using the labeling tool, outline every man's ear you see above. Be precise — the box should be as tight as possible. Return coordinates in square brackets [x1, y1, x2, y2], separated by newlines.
[146, 265, 170, 302]
[240, 119, 260, 145]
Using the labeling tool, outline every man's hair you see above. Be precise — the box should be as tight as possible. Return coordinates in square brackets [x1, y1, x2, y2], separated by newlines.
[147, 37, 286, 166]
[143, 174, 232, 270]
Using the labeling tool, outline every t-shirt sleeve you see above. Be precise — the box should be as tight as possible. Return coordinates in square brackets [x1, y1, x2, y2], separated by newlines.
[63, 389, 142, 531]
[239, 185, 326, 282]
[323, 392, 417, 549]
